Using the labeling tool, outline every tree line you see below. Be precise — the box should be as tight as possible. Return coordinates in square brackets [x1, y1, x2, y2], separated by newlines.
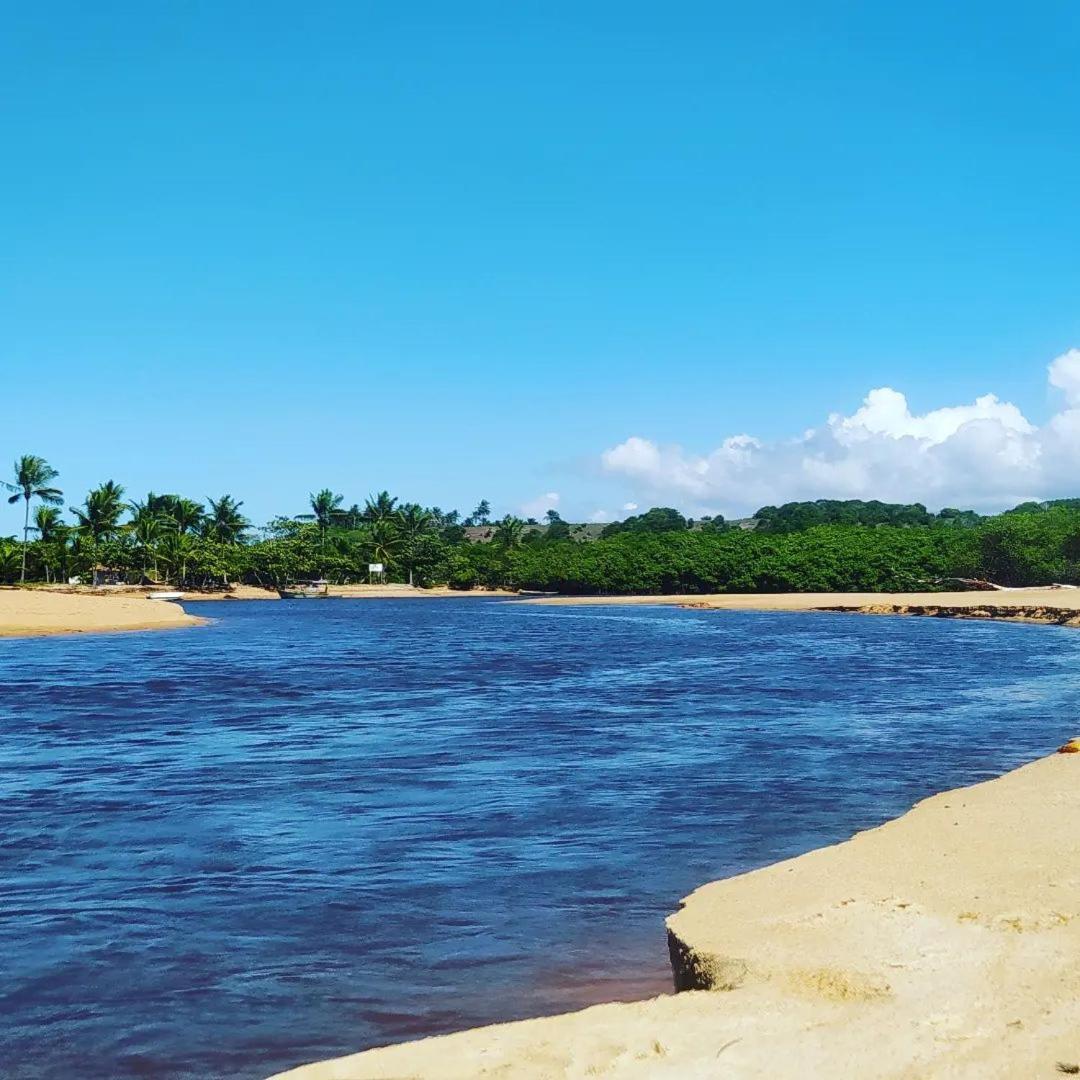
[4, 453, 1080, 592]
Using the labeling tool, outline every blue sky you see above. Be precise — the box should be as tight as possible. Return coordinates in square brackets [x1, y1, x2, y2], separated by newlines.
[4, 2, 1080, 530]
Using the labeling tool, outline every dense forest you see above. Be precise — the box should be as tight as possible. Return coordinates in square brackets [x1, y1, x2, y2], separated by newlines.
[4, 453, 1080, 593]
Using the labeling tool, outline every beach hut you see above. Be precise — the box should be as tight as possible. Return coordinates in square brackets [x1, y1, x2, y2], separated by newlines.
[92, 565, 126, 586]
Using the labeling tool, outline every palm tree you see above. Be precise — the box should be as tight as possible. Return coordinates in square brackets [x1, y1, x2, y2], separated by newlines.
[128, 494, 163, 526]
[32, 505, 65, 543]
[161, 496, 205, 534]
[467, 499, 492, 526]
[0, 539, 21, 584]
[368, 518, 402, 571]
[71, 481, 126, 541]
[493, 515, 526, 549]
[203, 495, 249, 544]
[395, 503, 435, 586]
[126, 495, 169, 578]
[301, 489, 346, 549]
[364, 490, 398, 523]
[30, 505, 68, 583]
[6, 455, 63, 583]
[158, 530, 195, 585]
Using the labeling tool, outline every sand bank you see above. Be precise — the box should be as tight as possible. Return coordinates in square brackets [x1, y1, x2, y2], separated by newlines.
[172, 584, 281, 601]
[329, 584, 518, 599]
[164, 584, 514, 600]
[0, 587, 204, 637]
[527, 586, 1080, 615]
[271, 749, 1080, 1079]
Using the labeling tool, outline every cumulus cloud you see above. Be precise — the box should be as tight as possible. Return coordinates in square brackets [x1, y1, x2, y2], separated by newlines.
[622, 501, 639, 512]
[599, 350, 1080, 515]
[1049, 348, 1080, 405]
[520, 491, 560, 519]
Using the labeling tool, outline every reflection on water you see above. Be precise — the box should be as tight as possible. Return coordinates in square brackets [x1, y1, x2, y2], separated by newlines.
[2, 600, 1079, 1079]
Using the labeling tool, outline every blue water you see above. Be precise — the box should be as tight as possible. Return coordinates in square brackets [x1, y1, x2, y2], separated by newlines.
[3, 599, 1080, 1079]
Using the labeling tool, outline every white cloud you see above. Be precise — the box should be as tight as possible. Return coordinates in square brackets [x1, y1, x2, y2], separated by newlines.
[599, 349, 1080, 515]
[1049, 348, 1080, 405]
[520, 491, 560, 519]
[589, 509, 610, 522]
[622, 501, 639, 512]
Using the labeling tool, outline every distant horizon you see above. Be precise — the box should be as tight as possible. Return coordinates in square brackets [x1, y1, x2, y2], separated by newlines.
[5, 4, 1079, 533]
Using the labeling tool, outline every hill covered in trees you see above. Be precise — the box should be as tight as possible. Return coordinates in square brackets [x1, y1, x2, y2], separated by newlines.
[3, 454, 1080, 594]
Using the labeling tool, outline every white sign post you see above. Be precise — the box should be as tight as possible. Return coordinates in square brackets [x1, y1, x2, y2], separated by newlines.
[368, 562, 384, 584]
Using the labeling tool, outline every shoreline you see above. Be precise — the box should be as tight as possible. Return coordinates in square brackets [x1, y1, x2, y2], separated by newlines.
[7, 584, 1080, 639]
[271, 747, 1080, 1079]
[0, 587, 205, 638]
[0, 584, 520, 636]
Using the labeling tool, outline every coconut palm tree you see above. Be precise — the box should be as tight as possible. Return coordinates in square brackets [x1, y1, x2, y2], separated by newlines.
[128, 492, 167, 522]
[364, 490, 398, 523]
[158, 530, 195, 585]
[32, 505, 65, 543]
[395, 503, 435, 586]
[160, 496, 205, 534]
[30, 505, 68, 583]
[368, 517, 402, 571]
[126, 495, 168, 576]
[493, 515, 526, 549]
[203, 495, 249, 544]
[0, 539, 21, 584]
[300, 489, 346, 549]
[6, 455, 63, 582]
[71, 481, 126, 540]
[466, 499, 492, 526]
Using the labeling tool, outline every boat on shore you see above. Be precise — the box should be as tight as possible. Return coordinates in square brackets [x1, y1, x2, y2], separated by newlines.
[277, 579, 330, 599]
[147, 591, 184, 602]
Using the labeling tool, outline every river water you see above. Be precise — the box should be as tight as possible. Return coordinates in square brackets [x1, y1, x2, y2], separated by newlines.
[3, 599, 1079, 1078]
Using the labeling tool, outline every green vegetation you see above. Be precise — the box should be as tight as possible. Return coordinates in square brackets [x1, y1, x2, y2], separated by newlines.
[752, 499, 937, 532]
[600, 506, 690, 537]
[4, 457, 1080, 594]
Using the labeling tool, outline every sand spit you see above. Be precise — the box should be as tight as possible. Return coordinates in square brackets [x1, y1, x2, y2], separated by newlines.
[0, 587, 204, 637]
[174, 584, 281, 601]
[165, 584, 515, 600]
[329, 584, 518, 599]
[173, 584, 511, 601]
[528, 586, 1080, 614]
[271, 750, 1080, 1079]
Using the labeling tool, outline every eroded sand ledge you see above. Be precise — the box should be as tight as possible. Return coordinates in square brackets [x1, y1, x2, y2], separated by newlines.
[272, 751, 1080, 1078]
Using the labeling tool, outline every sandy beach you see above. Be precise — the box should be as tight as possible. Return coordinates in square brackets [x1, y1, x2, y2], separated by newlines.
[0, 588, 204, 637]
[271, 747, 1080, 1079]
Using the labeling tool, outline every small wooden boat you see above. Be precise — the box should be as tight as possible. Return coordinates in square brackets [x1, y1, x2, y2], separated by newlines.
[278, 579, 330, 599]
[147, 591, 184, 602]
